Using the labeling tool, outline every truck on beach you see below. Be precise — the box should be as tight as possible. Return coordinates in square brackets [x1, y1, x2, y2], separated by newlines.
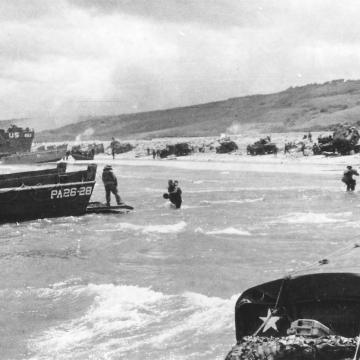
[247, 137, 278, 155]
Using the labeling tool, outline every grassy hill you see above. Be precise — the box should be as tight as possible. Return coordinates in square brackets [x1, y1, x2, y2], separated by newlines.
[36, 79, 360, 142]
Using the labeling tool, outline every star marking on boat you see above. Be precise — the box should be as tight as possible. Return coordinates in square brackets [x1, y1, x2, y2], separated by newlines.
[259, 309, 280, 333]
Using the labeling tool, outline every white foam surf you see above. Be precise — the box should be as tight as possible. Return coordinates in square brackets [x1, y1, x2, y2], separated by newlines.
[28, 284, 238, 359]
[96, 221, 187, 234]
[195, 226, 251, 236]
[201, 197, 264, 205]
[275, 212, 352, 224]
[186, 186, 337, 193]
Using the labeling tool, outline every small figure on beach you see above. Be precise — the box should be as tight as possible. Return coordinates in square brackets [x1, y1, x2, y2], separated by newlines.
[163, 179, 182, 208]
[342, 165, 359, 192]
[102, 165, 124, 206]
[284, 143, 290, 154]
[301, 142, 306, 156]
[308, 132, 312, 142]
[109, 137, 117, 159]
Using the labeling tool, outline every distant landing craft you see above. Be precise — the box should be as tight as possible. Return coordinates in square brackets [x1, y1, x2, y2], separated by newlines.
[0, 125, 34, 157]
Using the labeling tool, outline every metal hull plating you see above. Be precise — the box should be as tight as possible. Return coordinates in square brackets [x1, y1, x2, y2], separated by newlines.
[0, 125, 34, 155]
[2, 149, 67, 164]
[0, 181, 95, 222]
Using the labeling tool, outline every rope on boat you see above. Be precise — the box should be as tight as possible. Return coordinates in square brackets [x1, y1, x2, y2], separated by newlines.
[288, 242, 360, 276]
[353, 335, 360, 360]
[250, 244, 360, 338]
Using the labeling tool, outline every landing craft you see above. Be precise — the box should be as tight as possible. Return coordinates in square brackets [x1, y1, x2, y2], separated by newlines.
[0, 163, 96, 222]
[0, 163, 134, 223]
[0, 125, 34, 157]
[225, 244, 360, 359]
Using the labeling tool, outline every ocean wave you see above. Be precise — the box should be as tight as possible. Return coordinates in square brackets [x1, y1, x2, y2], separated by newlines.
[195, 226, 251, 236]
[28, 284, 238, 359]
[96, 221, 187, 234]
[275, 212, 352, 224]
[148, 292, 238, 346]
[200, 197, 263, 205]
[186, 186, 338, 193]
[180, 204, 210, 209]
[8, 280, 85, 300]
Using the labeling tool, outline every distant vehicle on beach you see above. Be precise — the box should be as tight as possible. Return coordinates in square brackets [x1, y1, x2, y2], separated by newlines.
[0, 125, 34, 157]
[312, 126, 360, 155]
[247, 137, 278, 155]
[69, 146, 95, 161]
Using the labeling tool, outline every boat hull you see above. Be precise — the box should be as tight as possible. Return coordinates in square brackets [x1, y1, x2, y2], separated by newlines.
[0, 125, 34, 155]
[2, 149, 67, 164]
[70, 151, 95, 161]
[0, 181, 95, 222]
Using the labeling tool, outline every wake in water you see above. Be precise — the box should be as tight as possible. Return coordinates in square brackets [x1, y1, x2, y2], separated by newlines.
[28, 283, 238, 360]
[200, 197, 264, 205]
[195, 226, 251, 236]
[95, 221, 187, 234]
[274, 211, 352, 224]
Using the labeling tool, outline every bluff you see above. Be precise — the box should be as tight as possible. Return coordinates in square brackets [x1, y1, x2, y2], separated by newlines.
[36, 79, 360, 141]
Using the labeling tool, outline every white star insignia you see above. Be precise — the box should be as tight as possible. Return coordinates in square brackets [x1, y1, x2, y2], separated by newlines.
[259, 309, 280, 333]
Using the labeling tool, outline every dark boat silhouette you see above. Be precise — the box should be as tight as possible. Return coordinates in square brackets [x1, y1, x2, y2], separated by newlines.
[2, 148, 67, 164]
[0, 125, 34, 157]
[225, 245, 360, 360]
[0, 162, 97, 223]
[68, 147, 95, 161]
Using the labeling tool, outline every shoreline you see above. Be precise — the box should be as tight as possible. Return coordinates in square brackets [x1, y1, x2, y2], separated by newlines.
[33, 131, 360, 175]
[67, 152, 360, 175]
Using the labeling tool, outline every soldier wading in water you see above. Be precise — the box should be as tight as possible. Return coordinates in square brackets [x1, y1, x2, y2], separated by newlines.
[102, 165, 124, 206]
[342, 165, 359, 191]
[163, 179, 182, 208]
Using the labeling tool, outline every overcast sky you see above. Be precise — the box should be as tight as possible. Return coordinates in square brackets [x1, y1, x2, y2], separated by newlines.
[1, 0, 360, 127]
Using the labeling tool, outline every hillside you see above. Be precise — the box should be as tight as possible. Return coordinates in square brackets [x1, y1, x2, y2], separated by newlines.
[0, 118, 32, 130]
[36, 79, 360, 142]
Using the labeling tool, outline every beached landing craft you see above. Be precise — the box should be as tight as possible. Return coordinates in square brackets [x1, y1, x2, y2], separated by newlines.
[69, 146, 95, 161]
[0, 125, 34, 157]
[0, 163, 96, 222]
[2, 147, 67, 164]
[225, 245, 360, 360]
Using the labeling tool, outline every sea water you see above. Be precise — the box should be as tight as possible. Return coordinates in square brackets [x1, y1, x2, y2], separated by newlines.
[0, 160, 357, 359]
